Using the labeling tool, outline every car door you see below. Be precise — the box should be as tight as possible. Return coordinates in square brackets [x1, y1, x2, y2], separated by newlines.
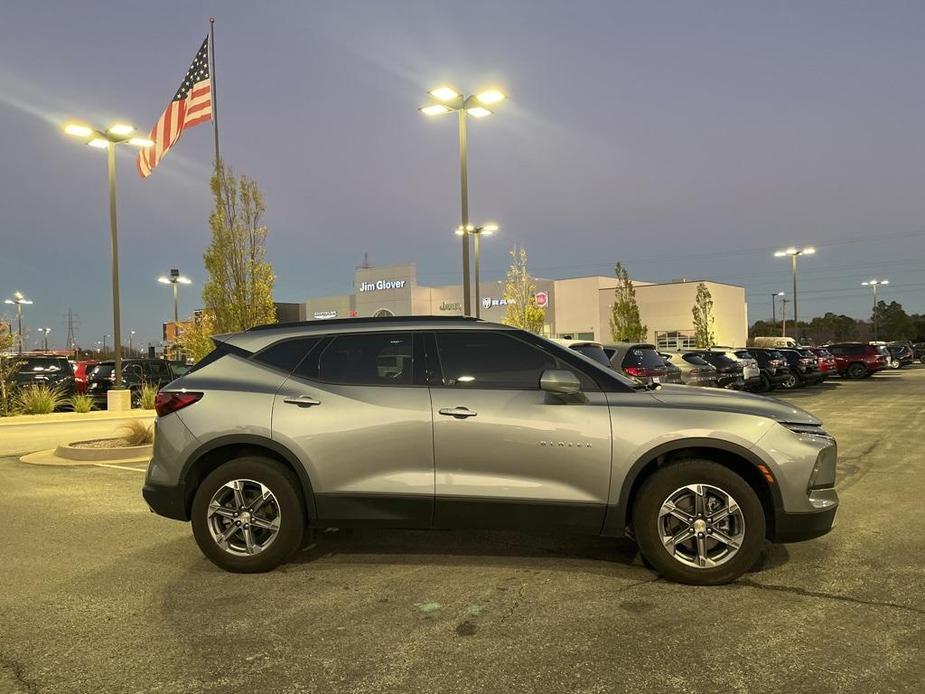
[428, 330, 612, 531]
[272, 331, 435, 527]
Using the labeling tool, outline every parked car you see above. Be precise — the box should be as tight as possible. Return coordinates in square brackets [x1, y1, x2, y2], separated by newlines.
[742, 348, 792, 393]
[658, 352, 683, 383]
[144, 316, 838, 585]
[776, 348, 825, 388]
[604, 342, 678, 385]
[87, 358, 175, 407]
[751, 336, 798, 349]
[885, 343, 914, 369]
[552, 339, 613, 368]
[716, 349, 762, 391]
[805, 348, 837, 378]
[73, 360, 98, 395]
[686, 350, 745, 390]
[913, 342, 925, 364]
[661, 352, 718, 387]
[7, 355, 75, 398]
[169, 360, 193, 377]
[826, 343, 888, 379]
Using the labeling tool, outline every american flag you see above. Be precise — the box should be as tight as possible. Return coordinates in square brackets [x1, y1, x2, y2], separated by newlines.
[137, 36, 212, 178]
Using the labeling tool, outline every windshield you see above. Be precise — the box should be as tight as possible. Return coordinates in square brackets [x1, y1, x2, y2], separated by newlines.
[682, 354, 711, 366]
[624, 347, 667, 370]
[536, 336, 638, 389]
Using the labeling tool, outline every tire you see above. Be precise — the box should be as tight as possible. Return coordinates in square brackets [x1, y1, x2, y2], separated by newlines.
[889, 360, 900, 370]
[755, 373, 771, 394]
[779, 373, 799, 390]
[191, 456, 305, 573]
[846, 362, 867, 379]
[632, 460, 766, 585]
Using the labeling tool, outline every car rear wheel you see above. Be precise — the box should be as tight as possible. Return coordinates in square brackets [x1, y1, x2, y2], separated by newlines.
[754, 373, 771, 393]
[632, 460, 765, 585]
[191, 456, 304, 573]
[779, 373, 799, 389]
[845, 362, 867, 379]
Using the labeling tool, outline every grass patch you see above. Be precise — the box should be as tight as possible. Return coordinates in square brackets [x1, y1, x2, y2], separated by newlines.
[116, 419, 154, 446]
[70, 394, 94, 413]
[138, 383, 159, 410]
[15, 384, 66, 414]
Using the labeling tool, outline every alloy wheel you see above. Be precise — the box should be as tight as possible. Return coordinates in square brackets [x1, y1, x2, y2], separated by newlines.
[206, 479, 281, 557]
[657, 484, 746, 569]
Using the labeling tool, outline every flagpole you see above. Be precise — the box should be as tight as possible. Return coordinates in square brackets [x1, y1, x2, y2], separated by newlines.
[209, 17, 220, 169]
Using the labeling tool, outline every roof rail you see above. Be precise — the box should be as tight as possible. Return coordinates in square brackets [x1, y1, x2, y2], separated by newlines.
[246, 315, 483, 332]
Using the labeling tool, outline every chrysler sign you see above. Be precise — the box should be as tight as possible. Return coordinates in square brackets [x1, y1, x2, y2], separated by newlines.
[359, 279, 407, 292]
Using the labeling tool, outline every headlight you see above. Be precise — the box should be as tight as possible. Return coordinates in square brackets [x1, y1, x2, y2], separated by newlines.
[783, 422, 834, 439]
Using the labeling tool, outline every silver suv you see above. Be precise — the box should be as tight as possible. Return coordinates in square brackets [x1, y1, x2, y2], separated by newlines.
[143, 317, 838, 585]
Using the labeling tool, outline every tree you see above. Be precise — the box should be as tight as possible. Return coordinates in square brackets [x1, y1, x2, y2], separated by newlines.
[201, 164, 277, 335]
[178, 311, 216, 363]
[691, 282, 715, 347]
[804, 313, 861, 344]
[0, 329, 20, 415]
[501, 245, 546, 334]
[609, 263, 647, 342]
[874, 301, 913, 341]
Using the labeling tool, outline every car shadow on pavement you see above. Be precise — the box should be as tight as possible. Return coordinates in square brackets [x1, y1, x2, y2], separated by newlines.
[285, 527, 646, 575]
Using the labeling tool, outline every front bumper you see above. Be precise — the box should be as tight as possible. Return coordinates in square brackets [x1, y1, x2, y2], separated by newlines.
[773, 500, 838, 542]
[142, 481, 189, 521]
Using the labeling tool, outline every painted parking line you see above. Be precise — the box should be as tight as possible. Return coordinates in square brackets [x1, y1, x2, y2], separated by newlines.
[93, 463, 148, 473]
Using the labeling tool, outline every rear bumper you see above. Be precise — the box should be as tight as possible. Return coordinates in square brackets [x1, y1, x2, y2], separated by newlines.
[142, 481, 189, 521]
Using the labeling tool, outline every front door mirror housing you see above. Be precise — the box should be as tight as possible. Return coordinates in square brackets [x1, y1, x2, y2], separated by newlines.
[540, 369, 581, 395]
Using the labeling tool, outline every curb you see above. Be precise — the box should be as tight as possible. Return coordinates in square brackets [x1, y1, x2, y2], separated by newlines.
[0, 410, 155, 428]
[20, 447, 151, 467]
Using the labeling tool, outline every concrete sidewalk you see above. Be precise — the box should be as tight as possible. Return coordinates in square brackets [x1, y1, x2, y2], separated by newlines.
[0, 408, 154, 427]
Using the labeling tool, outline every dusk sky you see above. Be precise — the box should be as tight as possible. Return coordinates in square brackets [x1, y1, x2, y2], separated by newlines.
[2, 1, 924, 350]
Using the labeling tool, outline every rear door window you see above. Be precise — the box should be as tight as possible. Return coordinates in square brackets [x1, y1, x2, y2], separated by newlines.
[254, 337, 321, 374]
[317, 333, 413, 386]
[623, 347, 667, 370]
[682, 354, 710, 366]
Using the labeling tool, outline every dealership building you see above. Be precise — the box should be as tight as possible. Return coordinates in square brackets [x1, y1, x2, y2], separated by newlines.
[300, 262, 748, 349]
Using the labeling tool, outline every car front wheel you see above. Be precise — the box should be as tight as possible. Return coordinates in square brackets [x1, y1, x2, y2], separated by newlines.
[779, 373, 799, 389]
[191, 456, 304, 573]
[632, 460, 766, 585]
[845, 363, 867, 379]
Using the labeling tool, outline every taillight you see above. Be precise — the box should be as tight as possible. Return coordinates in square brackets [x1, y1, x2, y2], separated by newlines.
[624, 366, 647, 377]
[155, 391, 202, 417]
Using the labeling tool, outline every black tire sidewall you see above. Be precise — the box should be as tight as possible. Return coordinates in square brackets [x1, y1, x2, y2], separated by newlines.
[632, 459, 766, 585]
[191, 456, 305, 573]
[847, 363, 866, 379]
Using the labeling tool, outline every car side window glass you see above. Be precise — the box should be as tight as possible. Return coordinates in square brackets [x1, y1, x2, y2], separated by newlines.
[254, 337, 321, 374]
[317, 333, 413, 385]
[434, 332, 561, 389]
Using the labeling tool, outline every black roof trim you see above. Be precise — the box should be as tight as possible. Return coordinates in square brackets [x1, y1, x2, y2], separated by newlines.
[247, 315, 483, 332]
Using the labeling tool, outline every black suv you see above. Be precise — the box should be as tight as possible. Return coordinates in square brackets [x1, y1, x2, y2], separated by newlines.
[743, 348, 792, 393]
[7, 355, 76, 398]
[776, 348, 824, 388]
[87, 358, 176, 407]
[686, 350, 745, 390]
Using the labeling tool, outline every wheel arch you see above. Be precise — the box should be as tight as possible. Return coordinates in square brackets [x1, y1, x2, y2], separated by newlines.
[602, 438, 782, 540]
[180, 435, 316, 523]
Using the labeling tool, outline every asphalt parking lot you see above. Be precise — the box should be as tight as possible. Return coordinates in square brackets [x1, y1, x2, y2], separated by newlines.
[2, 368, 924, 693]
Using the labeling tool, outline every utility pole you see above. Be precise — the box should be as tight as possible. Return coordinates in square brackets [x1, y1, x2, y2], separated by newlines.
[781, 298, 790, 337]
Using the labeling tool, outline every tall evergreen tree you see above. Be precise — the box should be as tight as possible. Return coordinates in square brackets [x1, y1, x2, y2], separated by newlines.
[201, 164, 277, 334]
[691, 282, 716, 347]
[501, 245, 546, 334]
[609, 263, 647, 342]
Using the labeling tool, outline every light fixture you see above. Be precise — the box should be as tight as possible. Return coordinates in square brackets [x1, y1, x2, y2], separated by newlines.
[475, 89, 505, 105]
[429, 86, 460, 102]
[107, 123, 135, 136]
[127, 137, 154, 148]
[87, 138, 109, 149]
[420, 104, 452, 116]
[466, 106, 492, 118]
[64, 123, 93, 137]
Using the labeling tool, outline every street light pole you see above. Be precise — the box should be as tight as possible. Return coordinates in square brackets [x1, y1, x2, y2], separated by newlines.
[774, 246, 815, 341]
[64, 120, 152, 395]
[39, 328, 51, 351]
[862, 279, 889, 340]
[4, 292, 33, 354]
[781, 298, 790, 337]
[457, 223, 498, 319]
[420, 86, 506, 317]
[129, 330, 135, 356]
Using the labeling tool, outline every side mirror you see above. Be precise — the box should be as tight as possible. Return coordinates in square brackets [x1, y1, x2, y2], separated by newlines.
[540, 369, 581, 395]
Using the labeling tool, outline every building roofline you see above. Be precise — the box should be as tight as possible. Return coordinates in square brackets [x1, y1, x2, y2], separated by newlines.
[247, 315, 485, 332]
[629, 279, 745, 290]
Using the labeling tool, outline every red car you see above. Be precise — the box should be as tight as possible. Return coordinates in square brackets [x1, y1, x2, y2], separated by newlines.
[825, 343, 888, 379]
[807, 347, 837, 377]
[73, 360, 98, 395]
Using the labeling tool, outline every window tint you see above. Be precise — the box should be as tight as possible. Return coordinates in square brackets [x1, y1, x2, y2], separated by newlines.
[623, 347, 668, 370]
[571, 344, 611, 367]
[254, 337, 320, 373]
[318, 333, 412, 385]
[435, 332, 562, 389]
[682, 354, 710, 366]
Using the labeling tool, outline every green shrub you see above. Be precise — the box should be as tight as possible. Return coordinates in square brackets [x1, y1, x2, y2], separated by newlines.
[117, 419, 154, 446]
[138, 383, 159, 410]
[15, 384, 66, 415]
[70, 393, 94, 413]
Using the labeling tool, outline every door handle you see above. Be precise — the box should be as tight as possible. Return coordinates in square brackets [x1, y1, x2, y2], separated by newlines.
[283, 395, 321, 407]
[438, 406, 477, 418]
